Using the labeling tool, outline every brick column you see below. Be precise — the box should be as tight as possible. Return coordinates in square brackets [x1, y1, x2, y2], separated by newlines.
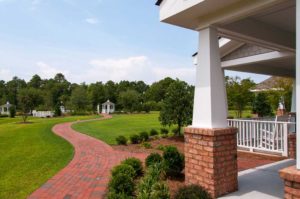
[288, 133, 296, 159]
[280, 166, 300, 198]
[185, 127, 238, 198]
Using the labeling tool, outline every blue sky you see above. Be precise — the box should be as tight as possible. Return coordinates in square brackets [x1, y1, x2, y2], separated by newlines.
[0, 0, 268, 84]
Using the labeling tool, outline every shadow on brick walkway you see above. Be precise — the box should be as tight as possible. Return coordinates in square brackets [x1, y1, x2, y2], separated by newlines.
[28, 114, 147, 199]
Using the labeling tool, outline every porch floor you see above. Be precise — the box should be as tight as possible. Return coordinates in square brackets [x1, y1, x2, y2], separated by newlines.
[219, 159, 296, 199]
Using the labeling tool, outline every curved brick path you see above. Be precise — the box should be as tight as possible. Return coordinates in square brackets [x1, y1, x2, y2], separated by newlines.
[28, 114, 147, 199]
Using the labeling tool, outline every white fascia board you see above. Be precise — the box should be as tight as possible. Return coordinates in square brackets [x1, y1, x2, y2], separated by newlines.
[221, 51, 294, 68]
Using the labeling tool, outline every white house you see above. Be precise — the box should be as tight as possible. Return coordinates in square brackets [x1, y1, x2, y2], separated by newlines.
[0, 102, 13, 115]
[156, 0, 298, 198]
[99, 100, 115, 114]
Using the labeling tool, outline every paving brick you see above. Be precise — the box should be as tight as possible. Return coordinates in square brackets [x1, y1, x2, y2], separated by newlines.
[28, 114, 147, 199]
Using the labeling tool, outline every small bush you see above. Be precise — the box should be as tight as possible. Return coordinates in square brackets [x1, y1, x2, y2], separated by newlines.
[9, 106, 16, 118]
[130, 134, 141, 144]
[163, 146, 184, 176]
[121, 158, 143, 177]
[174, 185, 212, 199]
[150, 182, 170, 199]
[116, 136, 128, 145]
[111, 164, 136, 178]
[150, 129, 158, 136]
[141, 142, 152, 149]
[0, 114, 8, 118]
[137, 163, 166, 199]
[107, 191, 133, 199]
[160, 128, 169, 135]
[108, 173, 135, 195]
[146, 153, 163, 168]
[139, 131, 149, 142]
[172, 128, 180, 135]
[156, 145, 165, 151]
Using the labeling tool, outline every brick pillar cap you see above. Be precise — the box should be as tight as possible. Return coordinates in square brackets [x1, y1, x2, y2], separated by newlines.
[280, 166, 300, 183]
[184, 127, 237, 136]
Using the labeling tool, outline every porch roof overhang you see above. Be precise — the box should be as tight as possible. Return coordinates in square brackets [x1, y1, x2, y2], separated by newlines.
[159, 0, 296, 77]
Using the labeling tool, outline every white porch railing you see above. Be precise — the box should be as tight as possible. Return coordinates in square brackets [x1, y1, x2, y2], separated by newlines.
[228, 119, 296, 157]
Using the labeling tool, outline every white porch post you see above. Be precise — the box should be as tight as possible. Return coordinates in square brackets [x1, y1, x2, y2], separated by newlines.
[297, 0, 300, 169]
[192, 26, 228, 128]
[292, 79, 296, 113]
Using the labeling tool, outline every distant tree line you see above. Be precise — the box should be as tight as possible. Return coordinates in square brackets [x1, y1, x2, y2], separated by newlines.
[0, 74, 194, 115]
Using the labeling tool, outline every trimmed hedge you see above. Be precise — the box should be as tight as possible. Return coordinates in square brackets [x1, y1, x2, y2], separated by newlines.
[145, 153, 163, 168]
[163, 146, 184, 176]
[174, 185, 212, 199]
[116, 136, 128, 145]
[139, 131, 149, 142]
[108, 173, 135, 195]
[150, 129, 158, 136]
[121, 158, 143, 177]
[160, 128, 169, 135]
[130, 134, 140, 144]
[111, 164, 136, 178]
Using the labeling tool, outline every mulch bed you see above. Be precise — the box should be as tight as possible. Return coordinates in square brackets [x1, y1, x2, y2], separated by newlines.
[112, 136, 285, 197]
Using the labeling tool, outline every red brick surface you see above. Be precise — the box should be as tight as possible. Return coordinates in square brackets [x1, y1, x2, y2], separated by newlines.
[184, 127, 238, 198]
[28, 114, 147, 199]
[280, 166, 300, 199]
[288, 134, 296, 159]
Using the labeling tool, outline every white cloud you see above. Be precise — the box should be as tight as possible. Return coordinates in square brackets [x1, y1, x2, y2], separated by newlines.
[36, 62, 69, 79]
[0, 68, 12, 81]
[85, 17, 99, 24]
[70, 56, 195, 84]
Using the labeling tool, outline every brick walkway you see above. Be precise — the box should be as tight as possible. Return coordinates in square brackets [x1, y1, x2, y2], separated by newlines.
[28, 114, 147, 199]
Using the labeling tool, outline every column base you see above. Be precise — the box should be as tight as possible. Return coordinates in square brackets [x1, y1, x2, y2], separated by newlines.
[288, 134, 296, 159]
[280, 166, 300, 198]
[184, 127, 238, 198]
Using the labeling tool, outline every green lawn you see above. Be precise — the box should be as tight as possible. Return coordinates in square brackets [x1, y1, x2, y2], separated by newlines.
[0, 115, 99, 199]
[72, 112, 172, 145]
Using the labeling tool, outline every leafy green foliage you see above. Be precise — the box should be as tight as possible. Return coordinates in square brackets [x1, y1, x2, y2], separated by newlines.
[108, 173, 135, 195]
[160, 128, 169, 135]
[150, 129, 158, 136]
[163, 146, 184, 176]
[118, 90, 140, 113]
[150, 182, 170, 199]
[111, 164, 136, 178]
[252, 93, 273, 117]
[107, 191, 133, 199]
[141, 142, 152, 149]
[116, 136, 128, 145]
[159, 79, 193, 135]
[130, 134, 141, 144]
[226, 76, 255, 118]
[54, 104, 62, 117]
[121, 158, 143, 177]
[174, 185, 212, 199]
[139, 131, 149, 142]
[9, 106, 16, 118]
[145, 153, 163, 168]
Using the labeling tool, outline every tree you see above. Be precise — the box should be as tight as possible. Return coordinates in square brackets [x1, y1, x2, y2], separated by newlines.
[28, 74, 42, 89]
[252, 92, 273, 117]
[145, 77, 175, 102]
[226, 77, 255, 118]
[118, 90, 140, 113]
[6, 76, 26, 107]
[18, 88, 43, 122]
[70, 86, 89, 112]
[9, 106, 16, 118]
[159, 79, 193, 135]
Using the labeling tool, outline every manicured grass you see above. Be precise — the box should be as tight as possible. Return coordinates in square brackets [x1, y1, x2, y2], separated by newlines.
[73, 112, 172, 145]
[0, 115, 99, 199]
[228, 110, 253, 118]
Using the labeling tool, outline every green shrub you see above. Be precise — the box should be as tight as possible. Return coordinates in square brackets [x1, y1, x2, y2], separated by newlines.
[172, 128, 180, 135]
[116, 136, 128, 145]
[174, 185, 212, 199]
[137, 163, 166, 199]
[145, 153, 163, 168]
[139, 131, 149, 142]
[0, 114, 8, 118]
[150, 182, 170, 199]
[107, 191, 133, 199]
[111, 164, 136, 178]
[121, 158, 143, 177]
[108, 173, 135, 195]
[156, 145, 165, 151]
[54, 104, 62, 117]
[150, 129, 158, 136]
[130, 134, 141, 144]
[9, 106, 16, 118]
[160, 128, 169, 135]
[163, 146, 184, 176]
[141, 142, 152, 149]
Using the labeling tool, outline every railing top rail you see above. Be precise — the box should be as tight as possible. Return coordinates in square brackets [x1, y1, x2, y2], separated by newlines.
[227, 119, 296, 125]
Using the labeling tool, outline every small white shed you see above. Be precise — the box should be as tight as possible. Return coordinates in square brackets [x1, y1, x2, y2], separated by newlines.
[0, 102, 13, 115]
[99, 100, 115, 114]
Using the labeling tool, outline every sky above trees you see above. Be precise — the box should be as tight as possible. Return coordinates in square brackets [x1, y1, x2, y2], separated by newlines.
[0, 0, 268, 84]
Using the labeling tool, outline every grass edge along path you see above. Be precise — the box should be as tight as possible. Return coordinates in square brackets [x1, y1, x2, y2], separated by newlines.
[0, 115, 99, 199]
